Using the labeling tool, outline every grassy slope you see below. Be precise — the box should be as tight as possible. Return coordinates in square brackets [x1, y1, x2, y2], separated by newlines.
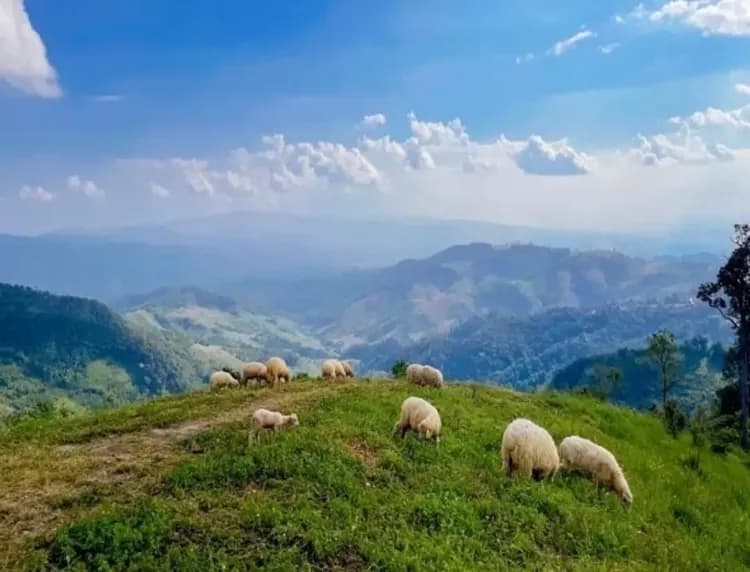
[1, 380, 749, 571]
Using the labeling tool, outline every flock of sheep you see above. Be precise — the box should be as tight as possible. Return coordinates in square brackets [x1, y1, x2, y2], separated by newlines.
[209, 359, 633, 505]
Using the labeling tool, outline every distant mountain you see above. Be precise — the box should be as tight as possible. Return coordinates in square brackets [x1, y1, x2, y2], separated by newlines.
[119, 286, 332, 367]
[0, 283, 206, 413]
[549, 337, 728, 409]
[232, 243, 721, 348]
[350, 302, 731, 388]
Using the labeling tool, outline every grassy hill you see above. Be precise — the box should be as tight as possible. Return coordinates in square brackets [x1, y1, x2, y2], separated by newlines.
[0, 283, 207, 414]
[1, 380, 748, 570]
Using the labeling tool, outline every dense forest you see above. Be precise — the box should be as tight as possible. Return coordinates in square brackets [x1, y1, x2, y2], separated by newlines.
[550, 337, 727, 409]
[0, 283, 204, 414]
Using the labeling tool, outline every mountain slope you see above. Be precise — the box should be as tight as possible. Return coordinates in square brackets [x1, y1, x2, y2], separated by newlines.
[1, 380, 748, 570]
[352, 302, 731, 387]
[119, 286, 332, 364]
[229, 243, 720, 347]
[0, 283, 204, 413]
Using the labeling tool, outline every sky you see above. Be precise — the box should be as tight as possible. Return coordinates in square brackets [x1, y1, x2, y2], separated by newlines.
[2, 0, 750, 236]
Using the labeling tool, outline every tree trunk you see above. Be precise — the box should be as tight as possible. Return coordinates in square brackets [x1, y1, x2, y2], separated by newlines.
[741, 342, 749, 450]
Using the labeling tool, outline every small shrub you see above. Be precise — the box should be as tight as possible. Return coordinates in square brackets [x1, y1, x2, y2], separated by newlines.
[391, 360, 408, 379]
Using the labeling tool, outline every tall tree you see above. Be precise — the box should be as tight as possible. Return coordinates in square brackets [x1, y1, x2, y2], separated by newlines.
[698, 224, 750, 450]
[645, 330, 681, 410]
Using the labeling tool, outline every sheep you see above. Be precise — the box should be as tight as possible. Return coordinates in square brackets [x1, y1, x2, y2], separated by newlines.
[559, 436, 633, 504]
[501, 418, 559, 480]
[321, 359, 339, 380]
[406, 363, 424, 384]
[341, 360, 355, 378]
[209, 370, 240, 391]
[240, 361, 267, 387]
[393, 396, 442, 444]
[420, 365, 444, 388]
[334, 360, 346, 378]
[249, 408, 299, 444]
[265, 356, 290, 385]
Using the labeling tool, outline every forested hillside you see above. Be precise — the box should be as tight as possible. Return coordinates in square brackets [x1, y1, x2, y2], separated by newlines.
[0, 284, 205, 413]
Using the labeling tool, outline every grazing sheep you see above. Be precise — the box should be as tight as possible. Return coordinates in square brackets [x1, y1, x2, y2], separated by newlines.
[341, 360, 355, 378]
[559, 436, 633, 504]
[321, 359, 339, 380]
[240, 362, 267, 387]
[249, 408, 299, 444]
[406, 363, 424, 384]
[265, 357, 290, 385]
[420, 365, 444, 388]
[209, 371, 240, 391]
[393, 396, 442, 444]
[501, 418, 559, 480]
[334, 361, 346, 378]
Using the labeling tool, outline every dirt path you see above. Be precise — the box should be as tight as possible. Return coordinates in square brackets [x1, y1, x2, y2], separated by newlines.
[0, 384, 343, 568]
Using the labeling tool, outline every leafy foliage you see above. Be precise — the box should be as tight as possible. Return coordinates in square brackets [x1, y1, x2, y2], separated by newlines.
[645, 330, 682, 409]
[390, 360, 408, 379]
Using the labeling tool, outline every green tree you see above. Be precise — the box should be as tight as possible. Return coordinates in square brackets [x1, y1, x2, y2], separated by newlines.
[645, 330, 682, 411]
[391, 360, 408, 379]
[586, 364, 623, 401]
[698, 224, 750, 450]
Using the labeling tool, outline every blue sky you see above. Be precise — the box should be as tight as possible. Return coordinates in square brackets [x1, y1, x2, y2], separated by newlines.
[2, 0, 750, 235]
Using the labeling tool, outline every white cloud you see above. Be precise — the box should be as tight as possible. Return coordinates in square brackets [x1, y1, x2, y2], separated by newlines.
[648, 0, 750, 36]
[18, 185, 54, 202]
[360, 113, 386, 128]
[408, 112, 469, 145]
[514, 136, 593, 175]
[149, 182, 171, 198]
[631, 127, 735, 165]
[67, 174, 105, 198]
[0, 0, 61, 97]
[600, 42, 621, 54]
[515, 52, 535, 64]
[736, 82, 750, 95]
[549, 29, 596, 56]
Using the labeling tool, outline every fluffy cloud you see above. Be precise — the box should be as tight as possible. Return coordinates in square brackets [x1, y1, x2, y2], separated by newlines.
[18, 185, 54, 202]
[736, 82, 750, 95]
[549, 29, 596, 56]
[684, 105, 750, 128]
[67, 175, 105, 198]
[0, 0, 61, 97]
[360, 113, 386, 128]
[514, 136, 593, 175]
[169, 159, 217, 195]
[631, 128, 734, 165]
[150, 182, 171, 198]
[648, 0, 750, 36]
[408, 112, 469, 146]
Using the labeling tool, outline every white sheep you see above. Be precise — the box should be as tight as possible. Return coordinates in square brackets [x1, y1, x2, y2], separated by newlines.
[420, 365, 444, 388]
[241, 362, 267, 387]
[265, 356, 290, 385]
[321, 359, 339, 380]
[501, 418, 559, 480]
[248, 408, 299, 444]
[334, 361, 346, 378]
[559, 436, 633, 504]
[341, 360, 355, 378]
[393, 396, 442, 444]
[406, 363, 424, 384]
[209, 371, 240, 391]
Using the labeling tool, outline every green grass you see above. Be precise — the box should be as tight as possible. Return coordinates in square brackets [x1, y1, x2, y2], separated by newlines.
[7, 381, 750, 571]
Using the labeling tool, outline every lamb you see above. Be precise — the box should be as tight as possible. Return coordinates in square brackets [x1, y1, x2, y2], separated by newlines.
[558, 436, 633, 504]
[420, 365, 444, 388]
[334, 360, 346, 378]
[406, 363, 424, 384]
[240, 362, 267, 387]
[209, 370, 240, 391]
[501, 418, 559, 480]
[393, 396, 442, 444]
[265, 356, 290, 385]
[321, 359, 339, 380]
[341, 360, 355, 378]
[249, 408, 299, 444]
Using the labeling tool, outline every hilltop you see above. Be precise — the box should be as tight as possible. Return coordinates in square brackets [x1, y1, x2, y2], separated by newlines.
[1, 379, 748, 570]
